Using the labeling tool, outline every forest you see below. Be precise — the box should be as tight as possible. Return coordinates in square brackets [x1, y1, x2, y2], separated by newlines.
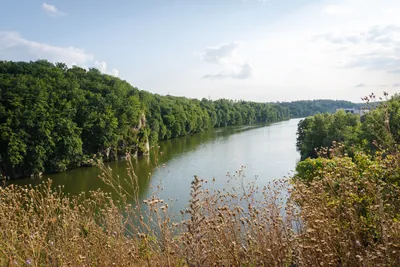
[0, 60, 293, 179]
[0, 60, 360, 179]
[280, 99, 363, 118]
[296, 93, 400, 161]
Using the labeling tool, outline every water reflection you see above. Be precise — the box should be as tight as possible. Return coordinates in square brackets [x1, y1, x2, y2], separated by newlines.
[12, 119, 301, 213]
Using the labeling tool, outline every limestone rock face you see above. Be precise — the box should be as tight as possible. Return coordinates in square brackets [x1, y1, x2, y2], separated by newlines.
[138, 113, 146, 130]
[137, 113, 150, 156]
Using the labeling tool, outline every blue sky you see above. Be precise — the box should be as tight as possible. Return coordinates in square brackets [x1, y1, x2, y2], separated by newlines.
[1, 0, 400, 102]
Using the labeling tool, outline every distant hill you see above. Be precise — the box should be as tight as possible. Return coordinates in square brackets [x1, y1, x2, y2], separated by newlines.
[278, 100, 364, 118]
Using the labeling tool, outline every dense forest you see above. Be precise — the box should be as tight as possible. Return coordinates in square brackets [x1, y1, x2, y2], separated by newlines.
[296, 94, 400, 161]
[139, 91, 290, 144]
[0, 60, 293, 178]
[0, 60, 363, 179]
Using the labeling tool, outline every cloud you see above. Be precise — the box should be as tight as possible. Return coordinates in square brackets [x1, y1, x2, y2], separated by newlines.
[314, 25, 400, 46]
[344, 53, 400, 72]
[318, 34, 362, 44]
[201, 42, 252, 79]
[323, 5, 352, 16]
[202, 42, 239, 64]
[202, 72, 227, 79]
[94, 61, 120, 77]
[0, 31, 120, 77]
[42, 3, 67, 17]
[365, 25, 400, 45]
[111, 68, 119, 77]
[203, 62, 253, 80]
[313, 33, 348, 44]
[393, 83, 400, 87]
[0, 31, 93, 65]
[233, 62, 253, 79]
[314, 25, 400, 74]
[94, 61, 107, 73]
[354, 83, 366, 88]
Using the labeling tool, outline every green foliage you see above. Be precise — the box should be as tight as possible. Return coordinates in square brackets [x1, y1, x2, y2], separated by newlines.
[296, 95, 400, 161]
[281, 99, 363, 118]
[295, 157, 333, 183]
[359, 95, 400, 153]
[141, 95, 291, 143]
[296, 110, 361, 160]
[0, 61, 143, 178]
[0, 60, 292, 178]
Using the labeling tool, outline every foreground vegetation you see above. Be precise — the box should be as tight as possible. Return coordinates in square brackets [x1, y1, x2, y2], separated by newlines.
[1, 146, 399, 266]
[1, 96, 400, 266]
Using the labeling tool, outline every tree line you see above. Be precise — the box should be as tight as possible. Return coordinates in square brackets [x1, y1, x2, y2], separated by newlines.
[0, 60, 364, 178]
[296, 94, 400, 161]
[280, 99, 363, 118]
[0, 60, 295, 179]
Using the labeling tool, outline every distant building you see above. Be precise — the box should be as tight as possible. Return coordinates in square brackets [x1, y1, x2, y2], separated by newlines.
[336, 108, 369, 116]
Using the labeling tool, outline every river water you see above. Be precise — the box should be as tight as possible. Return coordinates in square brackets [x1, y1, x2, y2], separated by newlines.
[12, 118, 301, 212]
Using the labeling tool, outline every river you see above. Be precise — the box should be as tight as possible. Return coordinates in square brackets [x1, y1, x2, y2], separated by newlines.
[12, 118, 301, 212]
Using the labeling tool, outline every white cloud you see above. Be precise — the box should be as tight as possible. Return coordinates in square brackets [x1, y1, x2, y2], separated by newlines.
[111, 68, 119, 77]
[0, 31, 93, 65]
[323, 5, 352, 15]
[94, 61, 120, 77]
[202, 73, 226, 79]
[314, 25, 400, 74]
[354, 83, 366, 87]
[203, 62, 253, 80]
[0, 31, 120, 78]
[202, 42, 239, 64]
[94, 61, 107, 73]
[233, 62, 253, 79]
[365, 25, 400, 45]
[206, 0, 400, 102]
[313, 33, 361, 44]
[201, 42, 252, 79]
[42, 3, 67, 17]
[315, 25, 400, 46]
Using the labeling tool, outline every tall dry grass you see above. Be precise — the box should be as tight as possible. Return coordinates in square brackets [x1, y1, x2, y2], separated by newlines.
[1, 149, 400, 266]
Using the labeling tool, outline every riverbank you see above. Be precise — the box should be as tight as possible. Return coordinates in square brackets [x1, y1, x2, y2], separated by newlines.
[10, 119, 300, 213]
[1, 61, 295, 180]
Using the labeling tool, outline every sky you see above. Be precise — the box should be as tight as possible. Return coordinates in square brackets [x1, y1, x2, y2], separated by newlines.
[1, 0, 400, 102]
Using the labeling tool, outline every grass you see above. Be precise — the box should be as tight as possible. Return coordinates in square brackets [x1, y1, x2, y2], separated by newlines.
[1, 150, 400, 266]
